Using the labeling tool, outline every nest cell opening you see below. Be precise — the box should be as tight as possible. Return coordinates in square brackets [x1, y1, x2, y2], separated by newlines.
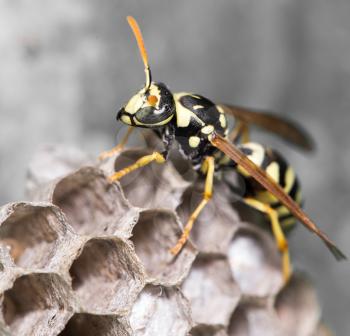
[177, 181, 239, 254]
[69, 238, 144, 314]
[130, 210, 196, 285]
[52, 168, 131, 236]
[58, 313, 128, 336]
[114, 149, 188, 210]
[0, 205, 61, 269]
[2, 273, 73, 336]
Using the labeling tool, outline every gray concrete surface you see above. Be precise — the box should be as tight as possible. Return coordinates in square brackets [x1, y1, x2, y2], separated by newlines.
[0, 0, 349, 333]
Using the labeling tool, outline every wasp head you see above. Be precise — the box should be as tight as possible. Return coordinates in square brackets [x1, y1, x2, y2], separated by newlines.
[117, 17, 175, 128]
[117, 82, 175, 127]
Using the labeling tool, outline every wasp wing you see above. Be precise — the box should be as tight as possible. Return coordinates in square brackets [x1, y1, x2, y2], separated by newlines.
[210, 132, 346, 261]
[218, 104, 315, 151]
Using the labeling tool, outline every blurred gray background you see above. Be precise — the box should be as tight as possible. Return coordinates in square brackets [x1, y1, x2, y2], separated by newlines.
[1, 0, 350, 333]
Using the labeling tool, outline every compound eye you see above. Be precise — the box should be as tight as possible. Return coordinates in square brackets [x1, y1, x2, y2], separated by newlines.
[147, 95, 158, 106]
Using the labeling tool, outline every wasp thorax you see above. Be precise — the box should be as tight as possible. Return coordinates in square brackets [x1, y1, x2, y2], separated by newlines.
[117, 82, 175, 128]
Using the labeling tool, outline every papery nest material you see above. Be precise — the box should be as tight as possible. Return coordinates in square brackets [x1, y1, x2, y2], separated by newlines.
[0, 144, 330, 336]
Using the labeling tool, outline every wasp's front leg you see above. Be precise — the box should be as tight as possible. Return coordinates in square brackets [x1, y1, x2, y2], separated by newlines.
[108, 151, 166, 182]
[99, 127, 134, 160]
[170, 156, 215, 255]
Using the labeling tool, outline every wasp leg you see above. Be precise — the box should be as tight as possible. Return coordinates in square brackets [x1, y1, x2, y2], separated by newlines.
[99, 127, 134, 160]
[243, 198, 291, 283]
[229, 121, 250, 143]
[108, 151, 165, 182]
[170, 156, 215, 256]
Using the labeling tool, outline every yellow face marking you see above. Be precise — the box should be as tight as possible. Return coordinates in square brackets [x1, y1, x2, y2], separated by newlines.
[189, 136, 201, 148]
[193, 105, 204, 110]
[219, 114, 227, 128]
[285, 167, 295, 193]
[147, 84, 161, 108]
[124, 93, 143, 115]
[266, 162, 280, 183]
[201, 125, 214, 134]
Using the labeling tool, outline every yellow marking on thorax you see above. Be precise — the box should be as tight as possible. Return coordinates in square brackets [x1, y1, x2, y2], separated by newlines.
[174, 92, 205, 128]
[193, 105, 204, 110]
[201, 125, 214, 134]
[219, 114, 227, 128]
[189, 136, 201, 148]
[216, 105, 225, 113]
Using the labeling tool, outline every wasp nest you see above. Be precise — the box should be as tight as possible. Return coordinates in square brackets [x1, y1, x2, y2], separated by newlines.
[0, 143, 330, 336]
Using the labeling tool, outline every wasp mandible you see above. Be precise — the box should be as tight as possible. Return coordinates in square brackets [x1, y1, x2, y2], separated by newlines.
[102, 16, 346, 282]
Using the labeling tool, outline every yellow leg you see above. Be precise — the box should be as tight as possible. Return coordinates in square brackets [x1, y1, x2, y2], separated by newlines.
[99, 127, 134, 160]
[108, 151, 165, 182]
[170, 156, 215, 255]
[229, 121, 250, 143]
[244, 198, 291, 283]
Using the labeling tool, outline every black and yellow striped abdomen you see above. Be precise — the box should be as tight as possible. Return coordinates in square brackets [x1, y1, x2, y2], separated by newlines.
[237, 142, 303, 231]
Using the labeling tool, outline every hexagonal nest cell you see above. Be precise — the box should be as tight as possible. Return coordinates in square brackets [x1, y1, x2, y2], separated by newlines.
[51, 167, 136, 236]
[2, 273, 74, 336]
[130, 209, 197, 286]
[113, 149, 189, 210]
[176, 180, 240, 254]
[0, 144, 332, 335]
[0, 203, 67, 270]
[129, 285, 192, 336]
[69, 237, 144, 314]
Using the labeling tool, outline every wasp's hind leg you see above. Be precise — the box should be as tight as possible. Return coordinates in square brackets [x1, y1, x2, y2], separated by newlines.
[99, 127, 134, 160]
[243, 198, 291, 283]
[170, 156, 215, 256]
[108, 151, 165, 182]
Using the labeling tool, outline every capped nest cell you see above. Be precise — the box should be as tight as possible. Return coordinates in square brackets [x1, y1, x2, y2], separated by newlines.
[0, 145, 331, 335]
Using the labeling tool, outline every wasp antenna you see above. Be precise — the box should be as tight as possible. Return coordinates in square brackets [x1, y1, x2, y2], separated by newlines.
[127, 16, 152, 88]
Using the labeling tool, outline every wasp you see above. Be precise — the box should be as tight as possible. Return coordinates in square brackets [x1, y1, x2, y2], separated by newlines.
[102, 16, 346, 281]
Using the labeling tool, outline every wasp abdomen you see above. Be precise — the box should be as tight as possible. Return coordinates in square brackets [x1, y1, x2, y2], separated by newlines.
[237, 142, 303, 230]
